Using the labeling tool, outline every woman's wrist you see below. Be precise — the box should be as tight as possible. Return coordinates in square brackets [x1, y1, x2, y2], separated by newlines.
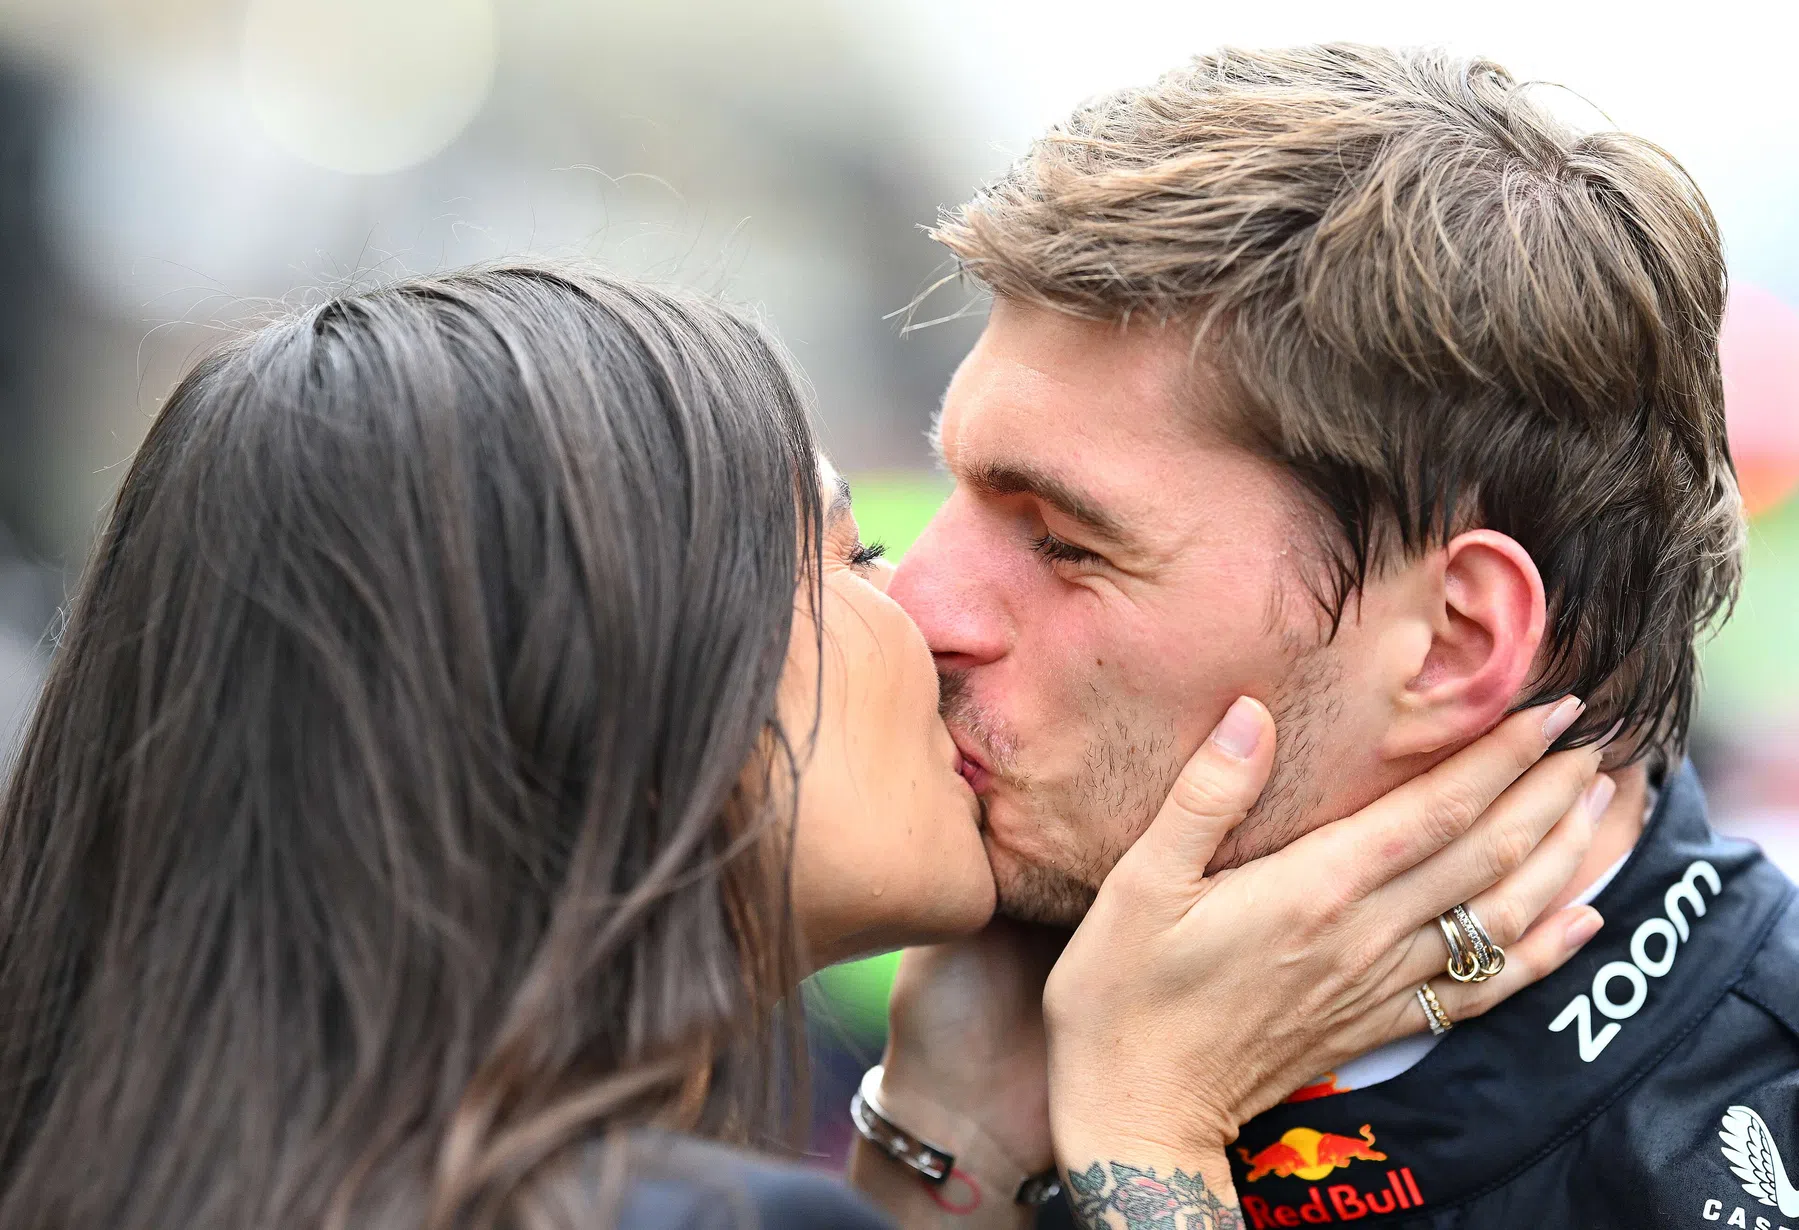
[847, 1134, 1037, 1230]
[1054, 1135, 1242, 1230]
[877, 1054, 1057, 1175]
[860, 1066, 1058, 1203]
[1049, 1093, 1240, 1230]
[846, 1066, 1056, 1229]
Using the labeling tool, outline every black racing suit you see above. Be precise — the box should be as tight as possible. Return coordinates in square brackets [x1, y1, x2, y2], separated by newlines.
[1044, 762, 1799, 1229]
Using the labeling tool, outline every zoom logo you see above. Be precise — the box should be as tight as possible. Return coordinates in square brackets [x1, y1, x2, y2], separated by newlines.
[1548, 860, 1721, 1062]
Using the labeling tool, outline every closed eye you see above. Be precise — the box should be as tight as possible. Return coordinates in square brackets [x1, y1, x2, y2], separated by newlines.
[1030, 531, 1101, 567]
[848, 540, 887, 569]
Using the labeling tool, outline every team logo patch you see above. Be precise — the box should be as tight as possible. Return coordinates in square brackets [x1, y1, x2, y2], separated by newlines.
[1239, 1125, 1386, 1183]
[1234, 1124, 1425, 1225]
[1720, 1104, 1799, 1217]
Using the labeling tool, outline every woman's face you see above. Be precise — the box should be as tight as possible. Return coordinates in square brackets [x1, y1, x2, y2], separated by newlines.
[783, 460, 996, 968]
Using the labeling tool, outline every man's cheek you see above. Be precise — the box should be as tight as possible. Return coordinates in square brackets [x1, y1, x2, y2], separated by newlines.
[1039, 585, 1141, 668]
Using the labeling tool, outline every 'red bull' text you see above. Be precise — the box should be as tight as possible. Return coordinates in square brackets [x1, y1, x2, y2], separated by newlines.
[1240, 1168, 1425, 1226]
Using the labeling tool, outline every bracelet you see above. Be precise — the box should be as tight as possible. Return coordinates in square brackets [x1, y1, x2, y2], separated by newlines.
[850, 1065, 1064, 1207]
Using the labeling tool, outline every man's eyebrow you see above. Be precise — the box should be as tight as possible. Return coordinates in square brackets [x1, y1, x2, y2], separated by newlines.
[962, 460, 1131, 544]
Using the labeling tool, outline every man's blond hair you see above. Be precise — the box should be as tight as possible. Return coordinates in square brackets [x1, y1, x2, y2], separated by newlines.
[935, 44, 1743, 764]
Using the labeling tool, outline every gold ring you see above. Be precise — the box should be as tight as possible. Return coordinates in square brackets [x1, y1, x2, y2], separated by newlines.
[1416, 983, 1454, 1036]
[1437, 913, 1482, 982]
[1452, 904, 1506, 980]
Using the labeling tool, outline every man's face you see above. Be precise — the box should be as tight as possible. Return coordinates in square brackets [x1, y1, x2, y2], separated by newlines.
[888, 300, 1408, 926]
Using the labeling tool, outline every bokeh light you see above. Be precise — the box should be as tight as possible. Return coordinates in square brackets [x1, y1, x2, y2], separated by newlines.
[242, 0, 495, 175]
[1721, 282, 1799, 518]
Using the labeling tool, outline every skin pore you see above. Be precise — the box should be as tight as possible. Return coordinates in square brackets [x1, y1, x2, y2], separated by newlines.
[783, 459, 996, 968]
[888, 299, 1645, 928]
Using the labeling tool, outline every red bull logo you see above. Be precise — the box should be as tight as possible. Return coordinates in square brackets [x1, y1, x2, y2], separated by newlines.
[1239, 1125, 1386, 1182]
[1234, 1124, 1425, 1225]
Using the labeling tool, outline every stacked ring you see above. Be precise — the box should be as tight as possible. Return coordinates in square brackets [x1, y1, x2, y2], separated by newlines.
[1416, 984, 1454, 1036]
[1438, 905, 1505, 983]
[1437, 914, 1480, 981]
[1452, 904, 1506, 980]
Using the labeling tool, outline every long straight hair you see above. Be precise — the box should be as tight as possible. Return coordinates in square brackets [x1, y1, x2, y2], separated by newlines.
[0, 265, 823, 1228]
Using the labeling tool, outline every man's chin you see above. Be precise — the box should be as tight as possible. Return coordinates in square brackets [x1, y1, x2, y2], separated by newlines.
[982, 835, 1094, 929]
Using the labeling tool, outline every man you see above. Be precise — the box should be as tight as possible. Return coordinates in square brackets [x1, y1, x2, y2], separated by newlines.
[881, 44, 1797, 1229]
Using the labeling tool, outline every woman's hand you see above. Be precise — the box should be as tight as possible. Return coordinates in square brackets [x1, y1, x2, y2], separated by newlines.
[1042, 696, 1606, 1227]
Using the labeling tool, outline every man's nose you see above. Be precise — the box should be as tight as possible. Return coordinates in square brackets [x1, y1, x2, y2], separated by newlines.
[887, 494, 1010, 669]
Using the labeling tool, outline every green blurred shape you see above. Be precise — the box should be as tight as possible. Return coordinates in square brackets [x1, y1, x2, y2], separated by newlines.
[811, 950, 903, 1038]
[804, 471, 950, 1034]
[844, 471, 951, 557]
[1700, 492, 1799, 720]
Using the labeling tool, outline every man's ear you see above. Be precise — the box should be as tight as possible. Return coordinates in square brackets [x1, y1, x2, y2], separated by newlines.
[1381, 529, 1547, 759]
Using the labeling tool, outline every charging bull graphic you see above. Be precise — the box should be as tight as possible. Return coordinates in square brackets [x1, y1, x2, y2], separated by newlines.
[1239, 1124, 1388, 1183]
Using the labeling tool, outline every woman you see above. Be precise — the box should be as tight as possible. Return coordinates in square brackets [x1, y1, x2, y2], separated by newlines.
[0, 265, 1603, 1229]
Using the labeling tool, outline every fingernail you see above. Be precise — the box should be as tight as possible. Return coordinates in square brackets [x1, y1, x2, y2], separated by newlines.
[1541, 696, 1585, 744]
[1564, 907, 1604, 950]
[1581, 773, 1617, 824]
[1210, 696, 1264, 761]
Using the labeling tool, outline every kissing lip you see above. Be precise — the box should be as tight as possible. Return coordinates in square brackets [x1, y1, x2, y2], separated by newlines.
[949, 728, 994, 795]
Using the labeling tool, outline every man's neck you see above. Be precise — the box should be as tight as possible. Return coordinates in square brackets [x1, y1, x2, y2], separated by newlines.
[1545, 762, 1650, 915]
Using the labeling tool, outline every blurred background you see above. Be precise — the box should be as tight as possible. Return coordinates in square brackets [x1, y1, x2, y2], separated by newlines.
[0, 0, 1789, 1169]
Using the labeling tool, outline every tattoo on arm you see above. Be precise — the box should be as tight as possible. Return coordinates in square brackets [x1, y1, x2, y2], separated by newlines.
[1065, 1161, 1245, 1230]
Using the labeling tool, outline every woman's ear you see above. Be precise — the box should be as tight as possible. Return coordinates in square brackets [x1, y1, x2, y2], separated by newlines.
[1383, 530, 1547, 759]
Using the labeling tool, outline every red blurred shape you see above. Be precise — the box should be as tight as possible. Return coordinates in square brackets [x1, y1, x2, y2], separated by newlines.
[1721, 282, 1799, 517]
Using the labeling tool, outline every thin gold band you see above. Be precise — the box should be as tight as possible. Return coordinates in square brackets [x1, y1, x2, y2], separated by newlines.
[1416, 983, 1454, 1036]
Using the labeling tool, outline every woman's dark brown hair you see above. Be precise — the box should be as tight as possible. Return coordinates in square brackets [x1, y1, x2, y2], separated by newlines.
[0, 265, 823, 1228]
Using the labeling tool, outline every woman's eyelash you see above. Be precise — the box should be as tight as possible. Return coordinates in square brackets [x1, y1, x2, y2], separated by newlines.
[1030, 532, 1100, 566]
[848, 540, 887, 568]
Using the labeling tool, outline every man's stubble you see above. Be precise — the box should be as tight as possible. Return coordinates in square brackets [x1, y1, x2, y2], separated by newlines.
[942, 648, 1342, 928]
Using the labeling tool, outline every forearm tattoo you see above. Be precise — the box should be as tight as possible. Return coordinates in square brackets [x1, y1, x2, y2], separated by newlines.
[1066, 1161, 1245, 1230]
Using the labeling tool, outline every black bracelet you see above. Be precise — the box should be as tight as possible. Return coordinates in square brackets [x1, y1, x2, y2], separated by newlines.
[849, 1066, 1063, 1207]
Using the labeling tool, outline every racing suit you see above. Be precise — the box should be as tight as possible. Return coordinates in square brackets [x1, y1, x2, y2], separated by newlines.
[1046, 763, 1799, 1229]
